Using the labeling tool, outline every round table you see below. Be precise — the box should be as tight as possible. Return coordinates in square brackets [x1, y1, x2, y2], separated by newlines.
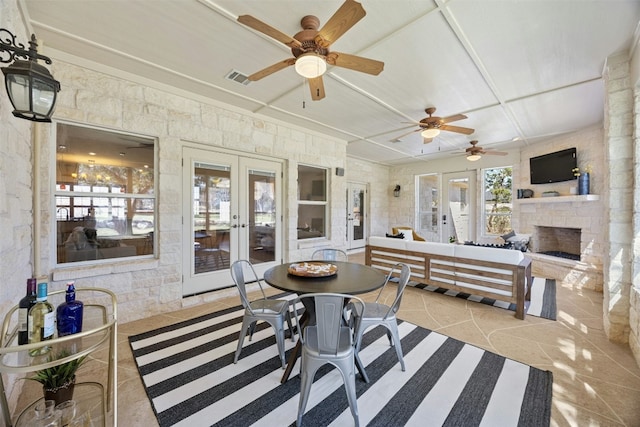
[264, 261, 387, 382]
[264, 261, 387, 295]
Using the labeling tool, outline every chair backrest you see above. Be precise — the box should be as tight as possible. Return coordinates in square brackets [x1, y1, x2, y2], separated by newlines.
[378, 263, 411, 318]
[311, 248, 348, 262]
[295, 293, 364, 355]
[230, 260, 266, 312]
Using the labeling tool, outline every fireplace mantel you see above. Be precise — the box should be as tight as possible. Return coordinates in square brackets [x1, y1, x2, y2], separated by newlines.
[517, 194, 600, 204]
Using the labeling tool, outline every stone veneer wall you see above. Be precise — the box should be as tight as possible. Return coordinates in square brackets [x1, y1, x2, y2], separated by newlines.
[346, 157, 390, 238]
[603, 52, 634, 344]
[517, 128, 605, 291]
[0, 0, 38, 412]
[632, 57, 640, 365]
[34, 59, 359, 324]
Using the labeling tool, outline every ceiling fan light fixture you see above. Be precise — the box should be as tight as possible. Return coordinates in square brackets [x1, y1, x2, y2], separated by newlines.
[467, 154, 482, 162]
[421, 128, 440, 139]
[295, 53, 327, 78]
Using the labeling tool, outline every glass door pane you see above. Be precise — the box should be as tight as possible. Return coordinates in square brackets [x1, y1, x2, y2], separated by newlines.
[193, 162, 231, 274]
[183, 148, 237, 295]
[447, 177, 470, 243]
[248, 169, 276, 264]
[417, 174, 439, 241]
[442, 171, 475, 243]
[346, 183, 366, 249]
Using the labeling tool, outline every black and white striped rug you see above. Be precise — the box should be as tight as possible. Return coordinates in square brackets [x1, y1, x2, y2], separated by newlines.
[129, 294, 553, 427]
[408, 276, 557, 320]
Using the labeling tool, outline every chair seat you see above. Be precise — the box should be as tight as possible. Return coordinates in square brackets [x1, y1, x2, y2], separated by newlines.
[361, 302, 393, 320]
[249, 299, 289, 316]
[303, 325, 353, 358]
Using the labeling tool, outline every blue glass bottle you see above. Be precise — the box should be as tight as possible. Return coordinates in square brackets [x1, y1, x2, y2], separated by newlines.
[56, 282, 84, 336]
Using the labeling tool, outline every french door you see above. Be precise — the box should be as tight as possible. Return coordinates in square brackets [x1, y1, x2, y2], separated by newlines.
[417, 172, 476, 243]
[346, 182, 367, 249]
[182, 147, 282, 296]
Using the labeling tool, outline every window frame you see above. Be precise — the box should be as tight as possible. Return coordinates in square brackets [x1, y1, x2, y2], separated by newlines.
[53, 123, 158, 266]
[297, 164, 329, 240]
[481, 166, 513, 238]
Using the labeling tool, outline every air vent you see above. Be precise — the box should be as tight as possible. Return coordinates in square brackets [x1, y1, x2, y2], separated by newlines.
[225, 70, 251, 86]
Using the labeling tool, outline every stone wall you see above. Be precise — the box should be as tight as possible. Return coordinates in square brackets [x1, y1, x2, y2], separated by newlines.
[603, 53, 634, 343]
[628, 44, 640, 363]
[516, 128, 605, 291]
[0, 1, 37, 413]
[346, 157, 390, 238]
[34, 59, 356, 323]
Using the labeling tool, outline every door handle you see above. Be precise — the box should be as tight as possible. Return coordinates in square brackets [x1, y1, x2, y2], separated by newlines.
[232, 224, 238, 228]
[241, 224, 246, 228]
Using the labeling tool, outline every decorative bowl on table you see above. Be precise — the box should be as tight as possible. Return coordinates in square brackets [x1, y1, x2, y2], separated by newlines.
[287, 262, 338, 277]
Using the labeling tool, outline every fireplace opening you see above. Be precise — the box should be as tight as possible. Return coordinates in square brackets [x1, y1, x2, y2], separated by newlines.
[532, 226, 581, 261]
[539, 251, 580, 261]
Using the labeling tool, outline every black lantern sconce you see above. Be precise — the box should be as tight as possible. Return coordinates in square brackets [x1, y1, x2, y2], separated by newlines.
[393, 184, 401, 197]
[0, 28, 60, 122]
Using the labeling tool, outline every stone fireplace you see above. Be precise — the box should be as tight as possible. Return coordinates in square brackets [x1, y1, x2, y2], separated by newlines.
[516, 195, 603, 291]
[531, 225, 581, 260]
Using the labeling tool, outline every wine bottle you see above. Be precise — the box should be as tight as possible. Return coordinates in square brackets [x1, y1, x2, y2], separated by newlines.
[28, 281, 55, 356]
[57, 281, 84, 336]
[18, 278, 38, 345]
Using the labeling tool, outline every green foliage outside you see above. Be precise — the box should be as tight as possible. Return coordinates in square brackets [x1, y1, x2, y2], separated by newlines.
[484, 167, 513, 234]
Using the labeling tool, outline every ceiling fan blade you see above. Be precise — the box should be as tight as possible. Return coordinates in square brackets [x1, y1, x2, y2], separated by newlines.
[391, 128, 422, 142]
[327, 52, 384, 75]
[484, 150, 508, 156]
[248, 58, 295, 81]
[440, 124, 475, 135]
[237, 15, 302, 48]
[309, 76, 326, 101]
[316, 0, 366, 47]
[440, 114, 467, 124]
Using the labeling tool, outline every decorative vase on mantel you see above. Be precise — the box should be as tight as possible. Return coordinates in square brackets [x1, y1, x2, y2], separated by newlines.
[578, 172, 590, 195]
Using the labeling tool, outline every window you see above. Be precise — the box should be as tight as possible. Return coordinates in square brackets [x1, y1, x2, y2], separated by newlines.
[483, 167, 512, 235]
[297, 165, 327, 240]
[55, 124, 156, 264]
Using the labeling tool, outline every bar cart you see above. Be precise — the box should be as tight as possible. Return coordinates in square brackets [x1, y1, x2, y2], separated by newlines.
[0, 287, 117, 426]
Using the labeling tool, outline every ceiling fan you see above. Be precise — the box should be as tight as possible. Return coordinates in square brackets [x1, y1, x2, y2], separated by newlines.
[392, 107, 475, 143]
[237, 0, 384, 101]
[465, 140, 508, 161]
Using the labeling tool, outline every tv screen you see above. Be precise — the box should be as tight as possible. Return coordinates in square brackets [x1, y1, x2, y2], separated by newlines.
[529, 148, 577, 184]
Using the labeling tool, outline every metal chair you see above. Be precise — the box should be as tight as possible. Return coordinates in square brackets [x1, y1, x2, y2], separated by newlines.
[294, 293, 365, 427]
[311, 248, 348, 262]
[353, 263, 411, 383]
[230, 260, 294, 369]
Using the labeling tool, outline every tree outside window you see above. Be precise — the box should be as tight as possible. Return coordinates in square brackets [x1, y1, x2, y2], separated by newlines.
[483, 167, 512, 235]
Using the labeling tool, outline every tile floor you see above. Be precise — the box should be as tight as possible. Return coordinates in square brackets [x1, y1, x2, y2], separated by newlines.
[113, 252, 640, 426]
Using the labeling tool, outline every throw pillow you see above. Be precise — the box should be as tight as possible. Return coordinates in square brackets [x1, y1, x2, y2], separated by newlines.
[501, 230, 516, 241]
[385, 232, 404, 239]
[507, 233, 531, 244]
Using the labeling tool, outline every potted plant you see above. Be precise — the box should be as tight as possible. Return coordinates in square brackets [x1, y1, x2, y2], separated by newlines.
[26, 349, 87, 405]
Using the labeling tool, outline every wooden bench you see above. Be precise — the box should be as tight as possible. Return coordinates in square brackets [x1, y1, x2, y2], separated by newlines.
[365, 237, 532, 319]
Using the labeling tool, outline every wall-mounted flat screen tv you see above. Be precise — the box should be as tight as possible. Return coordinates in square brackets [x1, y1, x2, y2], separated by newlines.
[529, 147, 577, 184]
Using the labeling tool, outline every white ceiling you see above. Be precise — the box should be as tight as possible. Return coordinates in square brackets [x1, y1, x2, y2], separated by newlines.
[22, 0, 640, 166]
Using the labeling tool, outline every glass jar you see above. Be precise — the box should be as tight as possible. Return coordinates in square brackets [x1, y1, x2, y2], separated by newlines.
[33, 400, 61, 427]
